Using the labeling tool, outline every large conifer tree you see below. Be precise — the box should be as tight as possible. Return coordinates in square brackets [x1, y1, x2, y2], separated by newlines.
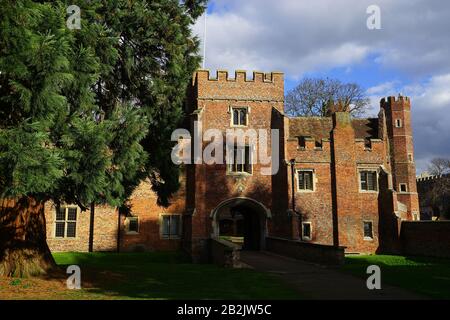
[0, 0, 206, 276]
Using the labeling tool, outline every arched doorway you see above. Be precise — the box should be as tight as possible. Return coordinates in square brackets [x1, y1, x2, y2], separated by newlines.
[211, 198, 271, 251]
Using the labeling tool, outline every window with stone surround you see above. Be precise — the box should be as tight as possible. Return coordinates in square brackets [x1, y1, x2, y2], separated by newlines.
[161, 214, 182, 239]
[55, 206, 77, 238]
[363, 221, 373, 240]
[359, 170, 378, 192]
[297, 170, 314, 191]
[125, 216, 139, 234]
[298, 136, 306, 149]
[228, 145, 252, 174]
[231, 107, 248, 126]
[399, 183, 408, 193]
[395, 119, 403, 128]
[302, 222, 312, 240]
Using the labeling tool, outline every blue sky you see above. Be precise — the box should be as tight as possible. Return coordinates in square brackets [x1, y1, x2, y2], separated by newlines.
[193, 0, 450, 174]
[285, 53, 405, 92]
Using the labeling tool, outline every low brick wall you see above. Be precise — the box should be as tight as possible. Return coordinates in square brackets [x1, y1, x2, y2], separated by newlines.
[400, 221, 450, 258]
[209, 238, 241, 268]
[266, 237, 345, 265]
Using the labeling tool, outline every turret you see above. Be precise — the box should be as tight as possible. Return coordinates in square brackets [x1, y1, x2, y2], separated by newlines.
[380, 95, 419, 220]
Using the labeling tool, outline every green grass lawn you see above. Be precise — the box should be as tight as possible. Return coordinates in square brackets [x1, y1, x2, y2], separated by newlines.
[342, 255, 450, 299]
[52, 252, 300, 300]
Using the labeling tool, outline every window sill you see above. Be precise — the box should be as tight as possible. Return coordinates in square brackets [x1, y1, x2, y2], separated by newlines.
[227, 172, 253, 177]
[398, 191, 416, 195]
[161, 236, 181, 240]
[359, 190, 378, 194]
[364, 237, 374, 241]
[125, 231, 139, 235]
[297, 190, 315, 193]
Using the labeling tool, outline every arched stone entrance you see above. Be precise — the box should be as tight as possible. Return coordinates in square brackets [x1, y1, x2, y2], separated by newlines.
[210, 198, 271, 251]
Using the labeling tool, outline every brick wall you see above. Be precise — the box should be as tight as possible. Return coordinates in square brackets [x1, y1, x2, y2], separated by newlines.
[119, 179, 185, 252]
[45, 202, 118, 252]
[400, 221, 450, 258]
[266, 237, 345, 265]
[209, 238, 241, 268]
[45, 177, 186, 253]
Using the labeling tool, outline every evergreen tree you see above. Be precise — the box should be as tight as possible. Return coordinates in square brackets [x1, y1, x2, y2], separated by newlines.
[0, 0, 206, 276]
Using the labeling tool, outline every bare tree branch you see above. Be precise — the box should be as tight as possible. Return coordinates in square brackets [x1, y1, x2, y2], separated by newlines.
[428, 158, 450, 176]
[424, 157, 450, 220]
[285, 77, 370, 117]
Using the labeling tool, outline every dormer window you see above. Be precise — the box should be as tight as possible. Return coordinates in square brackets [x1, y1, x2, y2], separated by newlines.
[232, 107, 248, 126]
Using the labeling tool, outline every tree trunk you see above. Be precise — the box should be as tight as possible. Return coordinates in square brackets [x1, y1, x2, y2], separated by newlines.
[0, 197, 56, 277]
[88, 202, 95, 252]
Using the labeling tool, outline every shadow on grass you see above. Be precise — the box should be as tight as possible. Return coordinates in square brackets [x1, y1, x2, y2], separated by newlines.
[52, 252, 300, 300]
[341, 254, 450, 299]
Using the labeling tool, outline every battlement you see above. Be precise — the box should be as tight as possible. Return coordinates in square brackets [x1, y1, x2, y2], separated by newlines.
[416, 174, 450, 182]
[380, 95, 411, 105]
[296, 136, 330, 151]
[355, 138, 383, 151]
[195, 69, 284, 84]
[193, 69, 284, 102]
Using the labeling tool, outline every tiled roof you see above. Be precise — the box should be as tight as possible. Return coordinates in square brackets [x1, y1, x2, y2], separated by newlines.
[289, 117, 332, 141]
[288, 117, 379, 140]
[352, 118, 379, 140]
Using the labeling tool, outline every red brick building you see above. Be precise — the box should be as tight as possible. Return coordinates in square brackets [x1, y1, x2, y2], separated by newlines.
[44, 70, 420, 259]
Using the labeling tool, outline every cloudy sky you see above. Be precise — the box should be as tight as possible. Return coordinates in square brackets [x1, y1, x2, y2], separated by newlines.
[193, 0, 450, 174]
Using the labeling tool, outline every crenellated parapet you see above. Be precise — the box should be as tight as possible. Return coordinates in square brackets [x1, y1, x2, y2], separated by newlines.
[193, 69, 284, 103]
[416, 174, 449, 183]
[381, 95, 410, 104]
[296, 137, 331, 151]
[381, 95, 411, 112]
[197, 69, 283, 83]
[354, 138, 383, 151]
[354, 138, 386, 165]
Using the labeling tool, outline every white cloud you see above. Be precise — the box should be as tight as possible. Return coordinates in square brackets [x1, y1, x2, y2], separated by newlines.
[194, 0, 450, 80]
[366, 81, 399, 95]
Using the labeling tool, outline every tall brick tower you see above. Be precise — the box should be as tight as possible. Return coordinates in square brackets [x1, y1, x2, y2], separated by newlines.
[185, 70, 286, 261]
[381, 96, 420, 220]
